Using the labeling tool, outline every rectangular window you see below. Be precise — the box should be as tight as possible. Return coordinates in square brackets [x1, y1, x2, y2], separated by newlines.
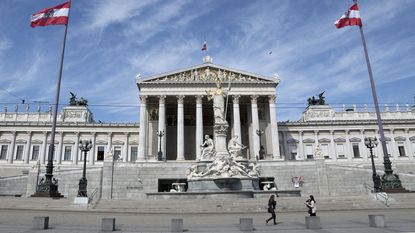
[64, 146, 72, 161]
[398, 143, 406, 157]
[386, 143, 391, 156]
[0, 145, 8, 160]
[352, 143, 361, 158]
[305, 145, 313, 159]
[336, 144, 345, 158]
[114, 146, 122, 161]
[97, 146, 105, 161]
[131, 146, 138, 161]
[288, 144, 297, 160]
[321, 144, 330, 159]
[15, 145, 24, 160]
[31, 145, 40, 160]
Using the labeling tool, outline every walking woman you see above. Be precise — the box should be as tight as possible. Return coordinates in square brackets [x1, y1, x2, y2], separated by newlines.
[305, 195, 317, 216]
[266, 194, 277, 225]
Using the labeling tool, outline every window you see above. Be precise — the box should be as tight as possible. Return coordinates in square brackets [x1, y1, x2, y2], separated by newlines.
[321, 144, 330, 159]
[386, 143, 391, 157]
[305, 145, 313, 159]
[97, 146, 105, 161]
[15, 145, 24, 160]
[114, 146, 122, 161]
[31, 145, 40, 160]
[352, 143, 361, 158]
[288, 144, 297, 160]
[0, 145, 8, 160]
[64, 146, 72, 161]
[398, 142, 406, 157]
[131, 146, 138, 161]
[336, 144, 345, 158]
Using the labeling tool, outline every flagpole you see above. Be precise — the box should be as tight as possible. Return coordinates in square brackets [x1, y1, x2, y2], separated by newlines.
[358, 25, 403, 191]
[34, 1, 71, 198]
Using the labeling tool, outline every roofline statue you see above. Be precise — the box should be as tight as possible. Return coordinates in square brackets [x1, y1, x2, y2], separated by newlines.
[69, 92, 88, 106]
[307, 91, 326, 106]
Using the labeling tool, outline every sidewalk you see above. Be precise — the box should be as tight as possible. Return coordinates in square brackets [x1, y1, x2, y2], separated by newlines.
[0, 209, 414, 233]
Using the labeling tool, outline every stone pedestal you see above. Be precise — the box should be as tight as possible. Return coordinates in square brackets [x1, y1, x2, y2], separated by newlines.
[102, 218, 116, 231]
[171, 218, 183, 232]
[33, 216, 49, 230]
[239, 218, 253, 231]
[73, 196, 89, 205]
[368, 215, 385, 228]
[305, 216, 321, 229]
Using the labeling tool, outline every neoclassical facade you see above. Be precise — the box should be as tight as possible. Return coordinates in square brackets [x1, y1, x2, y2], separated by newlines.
[0, 57, 414, 167]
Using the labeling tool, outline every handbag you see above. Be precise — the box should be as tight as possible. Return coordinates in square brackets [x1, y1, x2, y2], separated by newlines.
[267, 207, 272, 213]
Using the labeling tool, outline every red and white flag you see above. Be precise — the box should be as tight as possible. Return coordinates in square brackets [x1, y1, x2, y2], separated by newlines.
[201, 41, 207, 51]
[30, 1, 71, 28]
[334, 3, 362, 29]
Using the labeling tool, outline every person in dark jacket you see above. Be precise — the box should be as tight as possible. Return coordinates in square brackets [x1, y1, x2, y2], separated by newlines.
[266, 194, 277, 225]
[305, 195, 317, 216]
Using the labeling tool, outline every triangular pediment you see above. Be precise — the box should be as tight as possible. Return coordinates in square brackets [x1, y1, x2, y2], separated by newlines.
[137, 60, 279, 84]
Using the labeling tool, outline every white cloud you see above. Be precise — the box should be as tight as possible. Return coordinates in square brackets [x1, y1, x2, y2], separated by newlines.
[0, 37, 12, 51]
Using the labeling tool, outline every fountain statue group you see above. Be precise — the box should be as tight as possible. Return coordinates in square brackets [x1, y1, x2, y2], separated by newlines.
[186, 77, 260, 184]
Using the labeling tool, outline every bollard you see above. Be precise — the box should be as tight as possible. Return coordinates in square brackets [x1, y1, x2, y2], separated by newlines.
[101, 218, 116, 231]
[33, 216, 49, 230]
[239, 218, 253, 232]
[368, 215, 385, 228]
[305, 216, 321, 229]
[171, 218, 183, 232]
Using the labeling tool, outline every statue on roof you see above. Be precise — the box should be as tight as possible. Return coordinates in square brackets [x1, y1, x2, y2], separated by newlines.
[69, 92, 88, 106]
[307, 91, 326, 106]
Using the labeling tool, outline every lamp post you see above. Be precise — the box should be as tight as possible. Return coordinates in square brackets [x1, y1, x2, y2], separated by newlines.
[78, 139, 92, 197]
[364, 137, 382, 192]
[156, 130, 165, 161]
[256, 129, 265, 160]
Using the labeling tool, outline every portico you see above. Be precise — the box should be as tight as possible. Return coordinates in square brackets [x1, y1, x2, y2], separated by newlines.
[137, 57, 281, 161]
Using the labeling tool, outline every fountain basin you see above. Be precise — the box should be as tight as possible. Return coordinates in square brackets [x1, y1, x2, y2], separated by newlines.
[187, 177, 259, 192]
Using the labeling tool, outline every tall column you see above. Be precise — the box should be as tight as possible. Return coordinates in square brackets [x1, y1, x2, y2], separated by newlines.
[177, 95, 185, 160]
[298, 131, 304, 160]
[89, 132, 96, 165]
[282, 131, 289, 160]
[24, 131, 32, 164]
[250, 95, 260, 159]
[195, 95, 203, 160]
[268, 95, 280, 160]
[108, 132, 113, 156]
[314, 130, 319, 159]
[329, 130, 337, 162]
[345, 130, 352, 161]
[405, 129, 413, 160]
[7, 131, 17, 164]
[57, 132, 64, 164]
[138, 95, 147, 161]
[41, 132, 48, 164]
[389, 128, 397, 159]
[232, 95, 242, 145]
[73, 132, 80, 164]
[158, 95, 166, 160]
[123, 132, 129, 162]
[360, 129, 368, 161]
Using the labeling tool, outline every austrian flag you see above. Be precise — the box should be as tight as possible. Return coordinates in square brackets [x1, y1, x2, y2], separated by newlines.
[30, 1, 71, 28]
[334, 3, 362, 29]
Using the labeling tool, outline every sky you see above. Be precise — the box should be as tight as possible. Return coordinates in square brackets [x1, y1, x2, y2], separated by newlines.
[0, 0, 414, 123]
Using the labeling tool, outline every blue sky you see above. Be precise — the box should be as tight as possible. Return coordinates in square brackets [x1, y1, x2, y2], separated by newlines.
[0, 0, 414, 123]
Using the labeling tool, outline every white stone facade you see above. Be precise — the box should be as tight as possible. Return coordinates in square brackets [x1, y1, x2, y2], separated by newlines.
[0, 59, 414, 166]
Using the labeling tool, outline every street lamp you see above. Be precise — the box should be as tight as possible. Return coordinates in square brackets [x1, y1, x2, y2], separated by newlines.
[364, 137, 382, 192]
[156, 130, 165, 161]
[256, 129, 265, 160]
[78, 139, 92, 197]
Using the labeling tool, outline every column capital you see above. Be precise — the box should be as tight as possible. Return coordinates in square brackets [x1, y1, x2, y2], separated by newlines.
[329, 130, 335, 134]
[91, 132, 97, 136]
[314, 130, 319, 135]
[124, 132, 130, 137]
[268, 95, 276, 104]
[25, 131, 33, 135]
[232, 95, 241, 104]
[177, 95, 185, 104]
[107, 132, 113, 136]
[75, 132, 80, 136]
[298, 130, 303, 135]
[250, 95, 259, 104]
[158, 95, 166, 104]
[195, 95, 204, 104]
[140, 95, 148, 103]
[10, 131, 17, 136]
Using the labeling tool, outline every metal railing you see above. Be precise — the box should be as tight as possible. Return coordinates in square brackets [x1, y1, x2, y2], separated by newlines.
[87, 187, 100, 209]
[364, 183, 389, 207]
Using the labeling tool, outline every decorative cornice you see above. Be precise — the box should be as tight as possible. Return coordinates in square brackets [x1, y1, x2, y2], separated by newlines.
[287, 138, 299, 143]
[303, 138, 315, 143]
[318, 138, 331, 143]
[349, 137, 361, 142]
[394, 136, 406, 141]
[334, 137, 346, 143]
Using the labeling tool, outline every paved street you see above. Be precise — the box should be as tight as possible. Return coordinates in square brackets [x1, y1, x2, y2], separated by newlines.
[0, 208, 414, 233]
